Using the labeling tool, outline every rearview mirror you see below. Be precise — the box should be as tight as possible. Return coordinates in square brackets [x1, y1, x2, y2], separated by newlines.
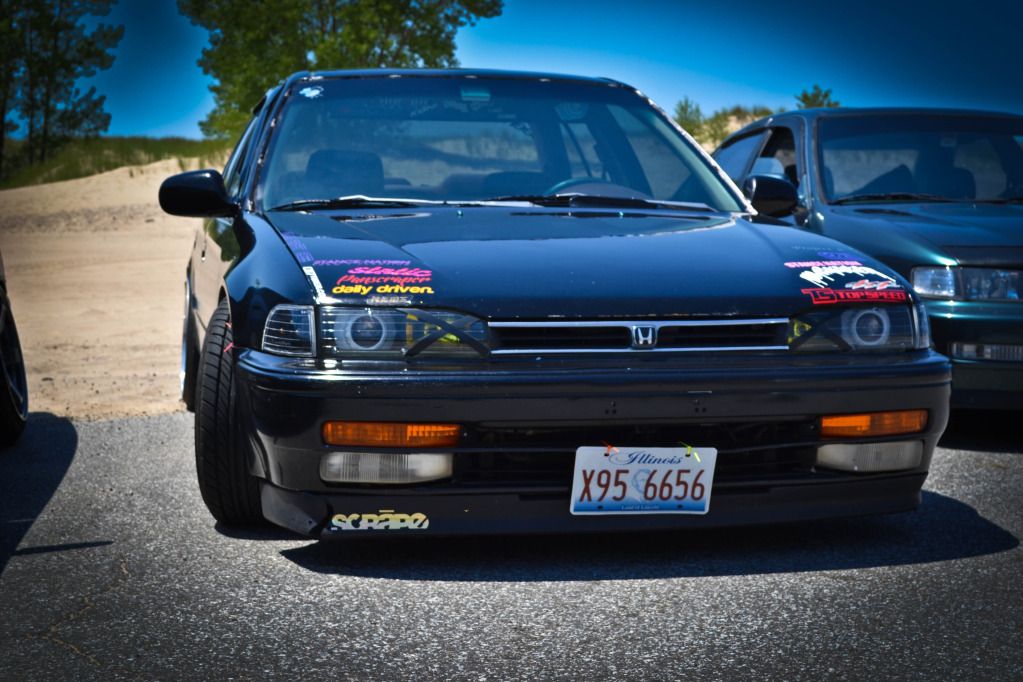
[159, 170, 236, 218]
[742, 174, 798, 217]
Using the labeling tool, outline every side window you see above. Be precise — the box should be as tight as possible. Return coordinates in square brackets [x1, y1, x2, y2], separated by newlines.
[751, 127, 799, 186]
[713, 131, 767, 182]
[222, 117, 259, 197]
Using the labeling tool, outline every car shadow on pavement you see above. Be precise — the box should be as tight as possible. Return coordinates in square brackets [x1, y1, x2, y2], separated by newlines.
[0, 413, 79, 576]
[939, 410, 1022, 454]
[279, 490, 1017, 581]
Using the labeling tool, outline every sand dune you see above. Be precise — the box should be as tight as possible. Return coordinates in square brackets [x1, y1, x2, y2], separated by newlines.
[0, 159, 202, 419]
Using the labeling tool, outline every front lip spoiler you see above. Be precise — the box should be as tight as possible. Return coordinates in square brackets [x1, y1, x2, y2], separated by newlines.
[260, 472, 928, 539]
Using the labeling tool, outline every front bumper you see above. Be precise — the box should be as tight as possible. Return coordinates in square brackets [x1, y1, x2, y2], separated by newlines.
[235, 350, 951, 538]
[926, 300, 1023, 408]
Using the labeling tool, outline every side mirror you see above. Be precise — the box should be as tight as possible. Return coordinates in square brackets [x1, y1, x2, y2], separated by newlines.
[742, 174, 798, 217]
[159, 170, 236, 218]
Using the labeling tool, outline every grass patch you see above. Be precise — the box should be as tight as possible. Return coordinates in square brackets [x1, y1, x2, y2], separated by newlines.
[0, 136, 232, 189]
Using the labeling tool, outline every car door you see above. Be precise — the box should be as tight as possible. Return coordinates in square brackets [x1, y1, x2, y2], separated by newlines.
[194, 116, 260, 332]
[712, 129, 768, 185]
[743, 123, 808, 225]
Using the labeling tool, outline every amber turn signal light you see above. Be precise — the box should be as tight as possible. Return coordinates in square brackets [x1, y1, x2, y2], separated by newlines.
[322, 421, 461, 448]
[820, 410, 928, 438]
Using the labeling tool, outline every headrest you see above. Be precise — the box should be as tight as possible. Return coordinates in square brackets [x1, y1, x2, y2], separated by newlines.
[305, 149, 385, 197]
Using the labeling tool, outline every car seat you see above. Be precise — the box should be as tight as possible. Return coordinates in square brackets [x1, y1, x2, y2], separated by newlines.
[305, 149, 385, 198]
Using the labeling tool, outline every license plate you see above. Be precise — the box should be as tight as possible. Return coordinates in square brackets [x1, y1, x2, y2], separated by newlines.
[570, 446, 717, 515]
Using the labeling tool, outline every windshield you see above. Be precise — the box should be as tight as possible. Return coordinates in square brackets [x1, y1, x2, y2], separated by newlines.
[257, 76, 744, 212]
[819, 114, 1023, 203]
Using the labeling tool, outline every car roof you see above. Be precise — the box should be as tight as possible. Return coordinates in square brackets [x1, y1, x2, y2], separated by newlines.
[284, 68, 633, 89]
[722, 106, 1023, 146]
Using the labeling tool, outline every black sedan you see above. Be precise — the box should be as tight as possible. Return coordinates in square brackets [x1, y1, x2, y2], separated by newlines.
[714, 108, 1023, 409]
[160, 70, 949, 538]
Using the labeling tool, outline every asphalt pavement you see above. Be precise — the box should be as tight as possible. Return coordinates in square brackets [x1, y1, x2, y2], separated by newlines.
[0, 410, 1020, 681]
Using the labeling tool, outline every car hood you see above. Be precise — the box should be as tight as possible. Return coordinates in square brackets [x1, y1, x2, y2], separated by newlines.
[267, 207, 906, 319]
[837, 203, 1023, 265]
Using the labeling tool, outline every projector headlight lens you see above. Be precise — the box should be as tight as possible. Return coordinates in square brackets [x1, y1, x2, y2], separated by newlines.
[320, 307, 488, 358]
[790, 306, 916, 352]
[842, 308, 890, 347]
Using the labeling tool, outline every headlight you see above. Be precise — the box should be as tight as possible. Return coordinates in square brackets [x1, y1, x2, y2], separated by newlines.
[913, 266, 1022, 301]
[790, 306, 916, 352]
[961, 268, 1021, 301]
[262, 304, 316, 356]
[320, 307, 488, 358]
[912, 302, 931, 349]
[911, 266, 957, 299]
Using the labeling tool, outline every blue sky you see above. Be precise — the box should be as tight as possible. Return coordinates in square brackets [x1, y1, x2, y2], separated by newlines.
[82, 0, 1023, 138]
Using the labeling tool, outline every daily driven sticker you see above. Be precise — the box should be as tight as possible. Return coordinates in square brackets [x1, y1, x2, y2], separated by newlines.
[331, 265, 435, 297]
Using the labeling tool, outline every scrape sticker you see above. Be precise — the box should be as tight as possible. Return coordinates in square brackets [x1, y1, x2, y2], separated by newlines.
[802, 288, 908, 305]
[299, 86, 323, 99]
[329, 510, 430, 531]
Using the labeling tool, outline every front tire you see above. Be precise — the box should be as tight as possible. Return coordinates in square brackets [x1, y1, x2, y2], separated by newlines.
[0, 294, 28, 447]
[194, 299, 263, 525]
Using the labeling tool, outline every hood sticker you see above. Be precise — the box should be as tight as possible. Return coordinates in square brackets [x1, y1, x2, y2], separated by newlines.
[801, 288, 908, 305]
[332, 265, 435, 297]
[329, 510, 429, 531]
[785, 258, 906, 305]
[302, 266, 330, 303]
[282, 232, 314, 264]
[795, 264, 897, 289]
[314, 258, 411, 267]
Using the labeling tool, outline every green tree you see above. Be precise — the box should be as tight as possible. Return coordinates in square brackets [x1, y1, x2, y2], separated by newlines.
[673, 96, 703, 137]
[796, 84, 840, 109]
[15, 0, 122, 166]
[0, 1, 22, 178]
[179, 0, 504, 139]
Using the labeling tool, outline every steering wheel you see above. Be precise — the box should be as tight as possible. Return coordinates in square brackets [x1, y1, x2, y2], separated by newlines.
[544, 177, 651, 199]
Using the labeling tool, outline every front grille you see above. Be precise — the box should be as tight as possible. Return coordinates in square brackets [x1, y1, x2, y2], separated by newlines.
[493, 325, 631, 350]
[657, 322, 787, 349]
[489, 319, 790, 354]
[449, 420, 819, 489]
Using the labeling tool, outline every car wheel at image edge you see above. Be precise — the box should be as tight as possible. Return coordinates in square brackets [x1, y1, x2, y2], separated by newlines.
[180, 274, 200, 412]
[194, 299, 264, 525]
[0, 294, 28, 446]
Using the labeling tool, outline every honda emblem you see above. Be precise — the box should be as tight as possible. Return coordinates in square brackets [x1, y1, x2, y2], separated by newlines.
[631, 325, 657, 349]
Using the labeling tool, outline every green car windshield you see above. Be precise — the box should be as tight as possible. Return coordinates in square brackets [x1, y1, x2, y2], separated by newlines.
[257, 75, 744, 212]
[819, 114, 1023, 203]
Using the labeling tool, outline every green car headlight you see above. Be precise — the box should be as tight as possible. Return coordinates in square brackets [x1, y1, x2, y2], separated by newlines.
[961, 268, 1022, 301]
[912, 266, 1021, 301]
[911, 266, 957, 299]
[790, 306, 918, 352]
[319, 307, 489, 358]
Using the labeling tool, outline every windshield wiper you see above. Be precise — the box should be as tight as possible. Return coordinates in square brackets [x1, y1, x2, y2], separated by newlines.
[830, 192, 956, 205]
[269, 195, 452, 211]
[484, 193, 717, 212]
